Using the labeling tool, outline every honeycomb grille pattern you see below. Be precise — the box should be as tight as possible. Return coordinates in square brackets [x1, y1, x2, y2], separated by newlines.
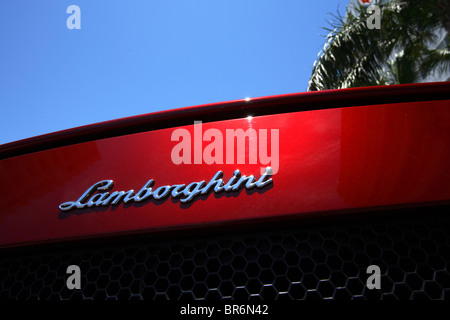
[1, 210, 450, 300]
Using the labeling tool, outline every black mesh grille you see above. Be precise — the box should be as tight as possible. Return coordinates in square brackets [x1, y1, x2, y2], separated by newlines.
[1, 206, 450, 300]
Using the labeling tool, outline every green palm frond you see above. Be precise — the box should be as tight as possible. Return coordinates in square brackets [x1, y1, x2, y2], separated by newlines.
[308, 0, 450, 91]
[420, 48, 450, 75]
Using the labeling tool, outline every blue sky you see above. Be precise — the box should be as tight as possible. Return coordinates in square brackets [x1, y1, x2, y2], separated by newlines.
[0, 0, 348, 145]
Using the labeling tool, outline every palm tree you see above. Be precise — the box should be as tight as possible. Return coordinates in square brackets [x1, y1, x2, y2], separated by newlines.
[307, 0, 450, 91]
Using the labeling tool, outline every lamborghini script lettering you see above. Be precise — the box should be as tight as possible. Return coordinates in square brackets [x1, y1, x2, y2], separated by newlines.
[58, 167, 273, 211]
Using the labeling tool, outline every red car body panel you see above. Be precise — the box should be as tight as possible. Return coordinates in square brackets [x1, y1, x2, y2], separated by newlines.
[0, 82, 449, 248]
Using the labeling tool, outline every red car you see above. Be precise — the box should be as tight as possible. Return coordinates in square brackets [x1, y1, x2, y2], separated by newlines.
[1, 82, 449, 300]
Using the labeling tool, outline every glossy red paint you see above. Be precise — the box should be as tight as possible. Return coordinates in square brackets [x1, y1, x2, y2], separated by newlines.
[0, 83, 449, 248]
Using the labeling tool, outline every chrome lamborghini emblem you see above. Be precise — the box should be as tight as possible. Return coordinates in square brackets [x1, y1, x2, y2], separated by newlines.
[59, 167, 273, 211]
